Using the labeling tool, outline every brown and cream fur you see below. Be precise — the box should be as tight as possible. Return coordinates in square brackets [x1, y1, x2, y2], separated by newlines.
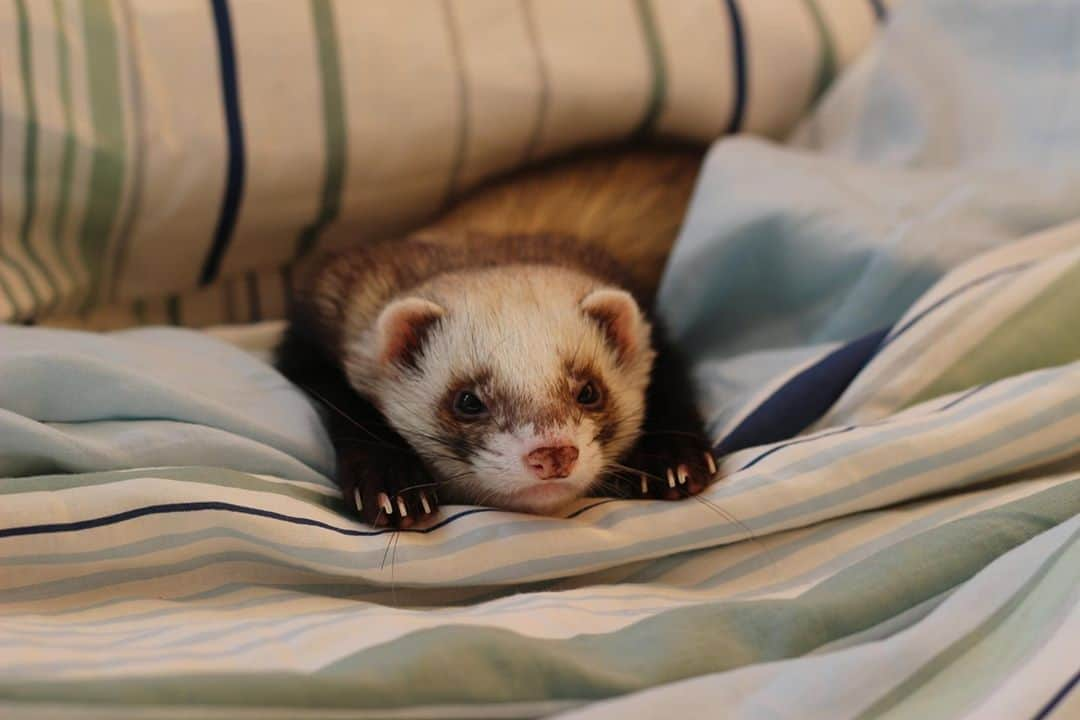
[427, 143, 704, 302]
[277, 146, 713, 527]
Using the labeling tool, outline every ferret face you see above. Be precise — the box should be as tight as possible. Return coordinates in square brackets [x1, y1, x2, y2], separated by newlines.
[350, 267, 654, 515]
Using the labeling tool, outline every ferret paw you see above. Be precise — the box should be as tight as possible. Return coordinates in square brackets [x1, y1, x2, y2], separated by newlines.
[337, 449, 440, 529]
[620, 432, 718, 501]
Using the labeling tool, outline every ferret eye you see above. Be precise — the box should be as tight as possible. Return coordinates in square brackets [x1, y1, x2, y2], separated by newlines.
[576, 381, 602, 408]
[453, 390, 488, 418]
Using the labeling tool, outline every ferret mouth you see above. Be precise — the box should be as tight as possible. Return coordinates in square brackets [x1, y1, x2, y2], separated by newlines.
[504, 481, 584, 514]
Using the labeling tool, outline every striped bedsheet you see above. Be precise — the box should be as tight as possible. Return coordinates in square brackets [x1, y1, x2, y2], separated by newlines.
[0, 217, 1076, 719]
[0, 0, 887, 329]
[3, 0, 1080, 717]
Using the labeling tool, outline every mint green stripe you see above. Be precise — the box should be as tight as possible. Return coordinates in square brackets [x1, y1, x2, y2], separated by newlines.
[0, 466, 337, 508]
[49, 0, 79, 307]
[13, 0, 51, 312]
[519, 0, 548, 163]
[295, 0, 346, 259]
[858, 524, 1080, 719]
[0, 244, 22, 321]
[884, 532, 1079, 719]
[909, 260, 1080, 406]
[0, 480, 1073, 708]
[106, 0, 146, 302]
[77, 0, 127, 311]
[0, 699, 577, 720]
[801, 0, 838, 101]
[632, 0, 667, 137]
[441, 0, 469, 207]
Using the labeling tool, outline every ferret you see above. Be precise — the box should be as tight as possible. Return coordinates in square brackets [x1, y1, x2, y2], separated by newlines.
[276, 146, 713, 527]
[276, 231, 716, 527]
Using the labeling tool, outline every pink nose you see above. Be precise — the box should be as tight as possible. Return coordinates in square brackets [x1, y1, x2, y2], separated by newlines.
[525, 445, 579, 480]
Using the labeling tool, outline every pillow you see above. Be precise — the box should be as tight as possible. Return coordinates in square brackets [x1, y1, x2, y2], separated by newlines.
[0, 0, 884, 329]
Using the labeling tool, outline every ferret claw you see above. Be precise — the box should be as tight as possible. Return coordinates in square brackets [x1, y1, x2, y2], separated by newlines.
[353, 487, 363, 512]
[379, 492, 393, 516]
[420, 492, 432, 515]
[396, 496, 408, 517]
[617, 429, 713, 503]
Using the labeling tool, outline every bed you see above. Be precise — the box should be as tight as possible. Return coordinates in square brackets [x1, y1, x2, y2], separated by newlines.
[1, 1, 1077, 718]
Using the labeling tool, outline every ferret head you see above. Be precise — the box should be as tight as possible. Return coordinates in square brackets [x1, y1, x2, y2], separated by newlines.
[347, 267, 654, 515]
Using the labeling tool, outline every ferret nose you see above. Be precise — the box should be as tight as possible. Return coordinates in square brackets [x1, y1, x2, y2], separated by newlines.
[525, 445, 579, 480]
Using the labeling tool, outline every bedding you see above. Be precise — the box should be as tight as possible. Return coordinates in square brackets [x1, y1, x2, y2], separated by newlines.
[1, 220, 1076, 719]
[0, 0, 884, 329]
[2, 0, 1079, 718]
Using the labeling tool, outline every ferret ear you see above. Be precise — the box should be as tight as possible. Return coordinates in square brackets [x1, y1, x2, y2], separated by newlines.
[374, 297, 446, 368]
[580, 288, 646, 363]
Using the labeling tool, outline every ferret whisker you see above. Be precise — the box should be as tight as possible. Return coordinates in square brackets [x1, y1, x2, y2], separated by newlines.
[471, 483, 512, 510]
[427, 470, 475, 492]
[299, 384, 377, 433]
[688, 496, 778, 579]
[594, 476, 634, 500]
[691, 494, 742, 526]
[396, 480, 443, 494]
[606, 462, 665, 484]
[390, 529, 402, 603]
[380, 529, 396, 571]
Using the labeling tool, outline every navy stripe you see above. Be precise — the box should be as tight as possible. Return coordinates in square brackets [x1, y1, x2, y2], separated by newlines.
[722, 0, 747, 134]
[937, 382, 990, 412]
[713, 327, 889, 459]
[734, 370, 992, 472]
[566, 500, 615, 519]
[717, 261, 1037, 462]
[1033, 668, 1080, 720]
[200, 0, 246, 286]
[0, 500, 494, 540]
[0, 497, 619, 542]
[737, 426, 857, 471]
[883, 261, 1032, 347]
[868, 0, 888, 22]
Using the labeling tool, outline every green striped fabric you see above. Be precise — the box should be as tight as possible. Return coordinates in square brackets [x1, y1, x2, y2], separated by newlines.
[1, 224, 1077, 717]
[0, 484, 1074, 712]
[0, 0, 882, 328]
[294, 0, 345, 261]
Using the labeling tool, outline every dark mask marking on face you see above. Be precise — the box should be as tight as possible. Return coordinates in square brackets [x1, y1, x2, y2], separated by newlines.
[437, 369, 493, 426]
[446, 435, 474, 463]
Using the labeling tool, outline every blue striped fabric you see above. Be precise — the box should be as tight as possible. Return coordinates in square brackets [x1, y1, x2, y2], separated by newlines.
[712, 327, 889, 458]
[721, 0, 747, 135]
[1035, 671, 1080, 720]
[2, 1, 1079, 716]
[0, 0, 882, 329]
[201, 0, 246, 286]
